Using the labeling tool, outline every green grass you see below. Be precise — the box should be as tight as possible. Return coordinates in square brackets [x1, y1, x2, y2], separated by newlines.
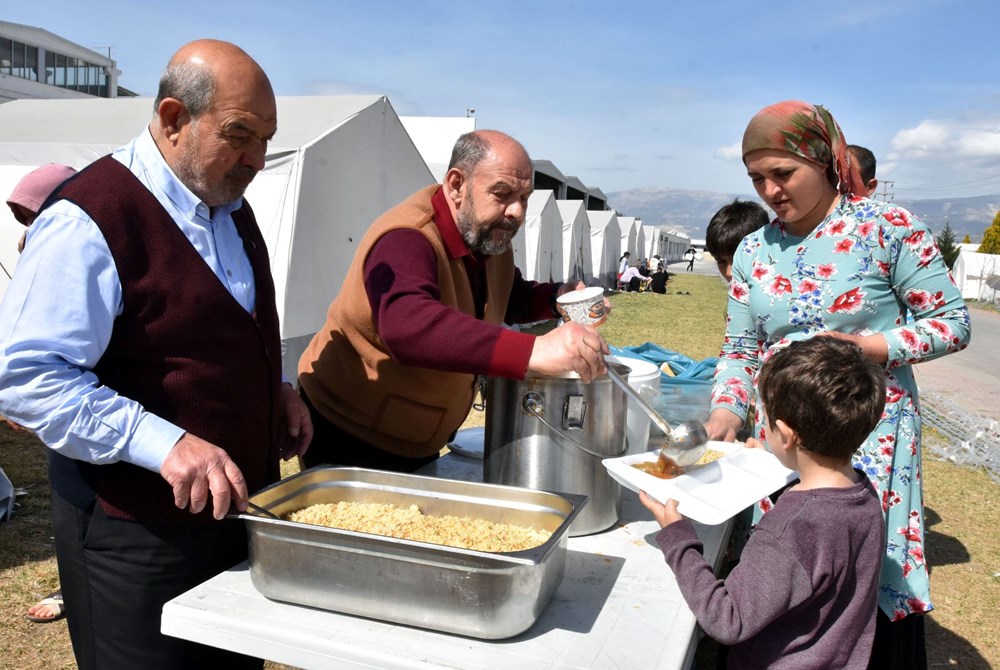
[597, 274, 730, 359]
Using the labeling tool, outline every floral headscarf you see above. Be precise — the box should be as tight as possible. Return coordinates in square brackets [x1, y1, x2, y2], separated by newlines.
[741, 100, 865, 197]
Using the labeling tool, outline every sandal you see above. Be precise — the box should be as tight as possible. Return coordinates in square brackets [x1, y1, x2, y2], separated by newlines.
[25, 589, 64, 623]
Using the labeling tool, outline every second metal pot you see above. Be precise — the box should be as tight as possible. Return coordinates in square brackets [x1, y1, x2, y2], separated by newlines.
[483, 363, 629, 535]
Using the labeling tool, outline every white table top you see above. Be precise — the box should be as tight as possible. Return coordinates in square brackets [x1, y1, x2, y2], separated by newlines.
[162, 453, 732, 670]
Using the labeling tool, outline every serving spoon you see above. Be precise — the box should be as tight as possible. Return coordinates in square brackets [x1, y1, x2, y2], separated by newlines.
[605, 364, 709, 468]
[246, 500, 281, 519]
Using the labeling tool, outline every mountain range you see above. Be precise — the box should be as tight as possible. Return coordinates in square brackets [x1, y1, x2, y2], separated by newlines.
[606, 187, 1000, 244]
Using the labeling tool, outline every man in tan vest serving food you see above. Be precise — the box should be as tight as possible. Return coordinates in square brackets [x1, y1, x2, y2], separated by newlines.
[298, 130, 609, 472]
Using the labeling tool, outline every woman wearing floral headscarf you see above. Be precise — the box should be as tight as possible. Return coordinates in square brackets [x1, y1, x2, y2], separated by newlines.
[705, 101, 971, 669]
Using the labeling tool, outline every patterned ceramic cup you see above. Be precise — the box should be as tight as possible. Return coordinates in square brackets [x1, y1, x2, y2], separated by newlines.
[556, 286, 608, 326]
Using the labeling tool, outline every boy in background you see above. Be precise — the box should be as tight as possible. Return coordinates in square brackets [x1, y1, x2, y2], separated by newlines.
[848, 144, 879, 197]
[704, 199, 769, 284]
[640, 337, 886, 669]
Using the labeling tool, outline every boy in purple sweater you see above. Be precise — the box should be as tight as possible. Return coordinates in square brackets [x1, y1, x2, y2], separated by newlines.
[641, 337, 887, 669]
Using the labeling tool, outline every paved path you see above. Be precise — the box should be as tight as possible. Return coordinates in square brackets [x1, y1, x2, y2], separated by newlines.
[914, 306, 1000, 422]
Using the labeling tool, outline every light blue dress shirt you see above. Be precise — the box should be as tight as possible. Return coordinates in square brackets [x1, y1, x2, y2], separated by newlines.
[0, 129, 257, 472]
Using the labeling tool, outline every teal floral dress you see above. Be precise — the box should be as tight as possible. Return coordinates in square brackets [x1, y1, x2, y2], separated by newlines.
[711, 195, 971, 620]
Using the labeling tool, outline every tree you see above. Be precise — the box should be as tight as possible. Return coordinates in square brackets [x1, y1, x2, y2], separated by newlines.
[936, 221, 961, 269]
[981, 211, 1000, 255]
[962, 234, 972, 244]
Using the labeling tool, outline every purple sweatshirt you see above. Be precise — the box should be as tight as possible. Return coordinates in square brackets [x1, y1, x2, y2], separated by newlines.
[656, 470, 885, 669]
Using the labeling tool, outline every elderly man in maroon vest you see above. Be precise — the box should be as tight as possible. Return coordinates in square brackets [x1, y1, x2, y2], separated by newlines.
[0, 40, 311, 670]
[298, 130, 609, 472]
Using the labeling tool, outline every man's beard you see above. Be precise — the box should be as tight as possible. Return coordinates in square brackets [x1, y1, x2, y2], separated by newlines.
[456, 193, 518, 256]
[173, 122, 257, 207]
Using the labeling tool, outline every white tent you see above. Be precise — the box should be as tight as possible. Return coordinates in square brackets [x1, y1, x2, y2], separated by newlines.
[556, 199, 592, 284]
[512, 189, 563, 283]
[954, 251, 1000, 302]
[0, 96, 435, 379]
[642, 224, 662, 260]
[398, 116, 476, 182]
[634, 222, 647, 264]
[617, 216, 638, 260]
[586, 210, 621, 289]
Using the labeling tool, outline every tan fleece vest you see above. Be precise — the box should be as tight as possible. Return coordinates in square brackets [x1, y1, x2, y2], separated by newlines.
[298, 185, 514, 457]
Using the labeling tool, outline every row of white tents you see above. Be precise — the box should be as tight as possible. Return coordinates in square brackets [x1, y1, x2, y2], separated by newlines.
[0, 95, 685, 378]
[514, 190, 687, 288]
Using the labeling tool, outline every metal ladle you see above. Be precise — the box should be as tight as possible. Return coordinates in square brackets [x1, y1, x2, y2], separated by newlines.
[605, 364, 709, 467]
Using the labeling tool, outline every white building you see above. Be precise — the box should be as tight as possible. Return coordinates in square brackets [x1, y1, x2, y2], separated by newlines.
[1, 20, 135, 104]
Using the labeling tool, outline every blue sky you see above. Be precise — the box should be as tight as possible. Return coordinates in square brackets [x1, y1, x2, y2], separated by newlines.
[7, 0, 1000, 199]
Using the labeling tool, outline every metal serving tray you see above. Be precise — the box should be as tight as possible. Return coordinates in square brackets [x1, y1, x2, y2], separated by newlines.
[234, 466, 588, 639]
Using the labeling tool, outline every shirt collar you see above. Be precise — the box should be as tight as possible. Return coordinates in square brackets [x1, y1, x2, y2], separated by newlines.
[133, 129, 244, 224]
[432, 186, 471, 260]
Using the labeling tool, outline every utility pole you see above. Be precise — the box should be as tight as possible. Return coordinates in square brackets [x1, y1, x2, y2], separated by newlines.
[877, 180, 895, 203]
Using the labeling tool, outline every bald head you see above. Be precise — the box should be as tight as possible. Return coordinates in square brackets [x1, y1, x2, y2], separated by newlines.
[448, 130, 531, 176]
[444, 130, 533, 256]
[154, 39, 273, 118]
[151, 39, 277, 207]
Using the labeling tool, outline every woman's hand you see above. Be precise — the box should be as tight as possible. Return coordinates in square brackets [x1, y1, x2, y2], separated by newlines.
[816, 331, 888, 365]
[639, 491, 684, 529]
[704, 408, 744, 442]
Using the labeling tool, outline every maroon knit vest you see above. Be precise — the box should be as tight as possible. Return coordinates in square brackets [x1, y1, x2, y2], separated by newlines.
[48, 156, 283, 524]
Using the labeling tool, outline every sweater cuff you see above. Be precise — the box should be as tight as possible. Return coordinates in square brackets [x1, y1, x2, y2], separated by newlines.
[655, 518, 702, 555]
[489, 328, 537, 379]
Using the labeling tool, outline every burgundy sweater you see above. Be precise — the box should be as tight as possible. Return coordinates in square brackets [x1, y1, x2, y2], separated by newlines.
[656, 470, 885, 670]
[47, 156, 283, 524]
[364, 187, 559, 378]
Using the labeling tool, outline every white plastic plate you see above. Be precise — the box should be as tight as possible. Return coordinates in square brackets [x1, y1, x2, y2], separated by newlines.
[602, 441, 796, 525]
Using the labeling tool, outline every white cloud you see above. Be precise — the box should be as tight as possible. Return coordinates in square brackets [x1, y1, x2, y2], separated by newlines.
[882, 117, 1000, 196]
[714, 143, 742, 161]
[890, 119, 1000, 160]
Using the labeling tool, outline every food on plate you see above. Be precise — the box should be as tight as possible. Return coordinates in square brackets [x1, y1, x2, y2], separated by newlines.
[631, 447, 728, 479]
[633, 454, 684, 479]
[286, 501, 551, 552]
[693, 448, 726, 466]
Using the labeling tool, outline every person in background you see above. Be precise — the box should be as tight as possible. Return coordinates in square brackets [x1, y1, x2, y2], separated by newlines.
[849, 144, 879, 197]
[618, 250, 631, 276]
[704, 198, 769, 283]
[617, 250, 631, 289]
[298, 130, 608, 473]
[0, 40, 312, 670]
[6, 163, 77, 254]
[648, 260, 669, 294]
[705, 100, 971, 669]
[619, 260, 651, 292]
[846, 146, 916, 328]
[643, 337, 887, 670]
[4, 162, 77, 625]
[684, 246, 697, 271]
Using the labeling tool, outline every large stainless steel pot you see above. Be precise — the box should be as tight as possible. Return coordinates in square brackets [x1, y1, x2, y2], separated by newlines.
[483, 363, 630, 535]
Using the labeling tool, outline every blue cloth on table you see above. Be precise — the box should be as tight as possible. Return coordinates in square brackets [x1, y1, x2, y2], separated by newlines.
[609, 343, 715, 427]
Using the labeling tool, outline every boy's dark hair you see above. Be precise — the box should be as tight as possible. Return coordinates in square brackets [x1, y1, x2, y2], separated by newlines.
[848, 144, 877, 184]
[705, 199, 769, 258]
[758, 337, 885, 462]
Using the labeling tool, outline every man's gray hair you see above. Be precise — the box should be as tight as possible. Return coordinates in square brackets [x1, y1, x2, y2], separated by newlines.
[153, 62, 216, 117]
[447, 132, 490, 173]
